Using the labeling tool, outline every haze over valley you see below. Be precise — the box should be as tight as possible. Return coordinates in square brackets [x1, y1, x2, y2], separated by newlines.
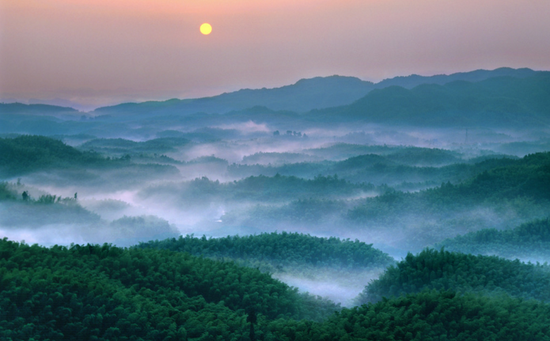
[2, 67, 550, 339]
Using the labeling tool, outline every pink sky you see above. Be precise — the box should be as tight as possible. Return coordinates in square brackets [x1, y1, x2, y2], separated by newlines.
[1, 0, 550, 110]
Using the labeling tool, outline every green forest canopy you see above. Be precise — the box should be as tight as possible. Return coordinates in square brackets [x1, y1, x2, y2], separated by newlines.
[3, 239, 550, 340]
[357, 248, 550, 305]
[436, 218, 550, 260]
[137, 232, 395, 273]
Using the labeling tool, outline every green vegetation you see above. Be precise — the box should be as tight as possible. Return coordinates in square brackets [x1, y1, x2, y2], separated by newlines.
[356, 248, 550, 305]
[108, 216, 179, 245]
[4, 238, 550, 340]
[228, 148, 519, 187]
[138, 232, 395, 274]
[230, 153, 550, 249]
[79, 137, 190, 156]
[339, 152, 550, 248]
[0, 238, 340, 340]
[304, 143, 402, 160]
[140, 174, 374, 204]
[0, 136, 181, 190]
[495, 139, 550, 156]
[0, 135, 105, 176]
[0, 183, 178, 243]
[231, 174, 371, 201]
[0, 182, 101, 227]
[317, 290, 550, 341]
[0, 182, 17, 201]
[437, 219, 550, 260]
[3, 71, 550, 339]
[350, 151, 550, 212]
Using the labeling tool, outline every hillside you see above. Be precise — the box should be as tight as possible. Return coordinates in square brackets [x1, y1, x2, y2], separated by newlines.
[92, 76, 375, 116]
[229, 153, 550, 251]
[356, 248, 550, 304]
[436, 219, 550, 261]
[3, 238, 550, 340]
[0, 238, 339, 340]
[139, 174, 375, 205]
[0, 103, 78, 116]
[2, 70, 549, 140]
[137, 232, 395, 273]
[317, 290, 550, 341]
[375, 66, 537, 88]
[0, 135, 105, 176]
[91, 67, 542, 117]
[309, 73, 550, 128]
[348, 152, 550, 221]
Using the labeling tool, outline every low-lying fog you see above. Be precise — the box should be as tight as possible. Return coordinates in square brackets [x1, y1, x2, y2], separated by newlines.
[274, 268, 385, 306]
[2, 123, 550, 305]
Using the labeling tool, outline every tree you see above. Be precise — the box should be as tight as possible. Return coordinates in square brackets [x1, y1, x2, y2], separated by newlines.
[246, 307, 257, 341]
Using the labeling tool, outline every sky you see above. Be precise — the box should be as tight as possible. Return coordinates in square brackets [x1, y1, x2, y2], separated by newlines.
[1, 0, 550, 111]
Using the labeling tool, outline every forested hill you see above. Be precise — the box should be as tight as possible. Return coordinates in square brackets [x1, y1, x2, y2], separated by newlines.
[356, 248, 550, 305]
[349, 151, 550, 222]
[316, 290, 550, 341]
[79, 137, 191, 155]
[139, 174, 375, 204]
[436, 219, 550, 260]
[137, 232, 395, 273]
[3, 238, 550, 340]
[0, 238, 339, 340]
[338, 152, 550, 250]
[425, 151, 550, 202]
[0, 182, 102, 226]
[222, 153, 550, 252]
[309, 73, 550, 127]
[0, 136, 180, 186]
[229, 148, 521, 188]
[0, 135, 105, 176]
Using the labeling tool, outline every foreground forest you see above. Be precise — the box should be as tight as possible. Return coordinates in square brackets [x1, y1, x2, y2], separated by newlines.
[2, 68, 550, 339]
[3, 239, 550, 340]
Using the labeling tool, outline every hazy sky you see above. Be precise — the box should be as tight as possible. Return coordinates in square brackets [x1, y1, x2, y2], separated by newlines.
[1, 0, 550, 110]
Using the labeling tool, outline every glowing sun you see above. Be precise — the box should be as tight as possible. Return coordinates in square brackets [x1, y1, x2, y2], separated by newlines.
[200, 23, 212, 35]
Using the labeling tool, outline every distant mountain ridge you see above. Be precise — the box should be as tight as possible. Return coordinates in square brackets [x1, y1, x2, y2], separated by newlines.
[91, 67, 541, 116]
[91, 75, 375, 116]
[309, 72, 550, 127]
[2, 67, 549, 131]
[1, 67, 543, 117]
[0, 103, 79, 115]
[375, 67, 537, 89]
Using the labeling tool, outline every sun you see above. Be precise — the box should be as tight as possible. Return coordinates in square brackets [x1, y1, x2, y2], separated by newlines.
[200, 23, 212, 35]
